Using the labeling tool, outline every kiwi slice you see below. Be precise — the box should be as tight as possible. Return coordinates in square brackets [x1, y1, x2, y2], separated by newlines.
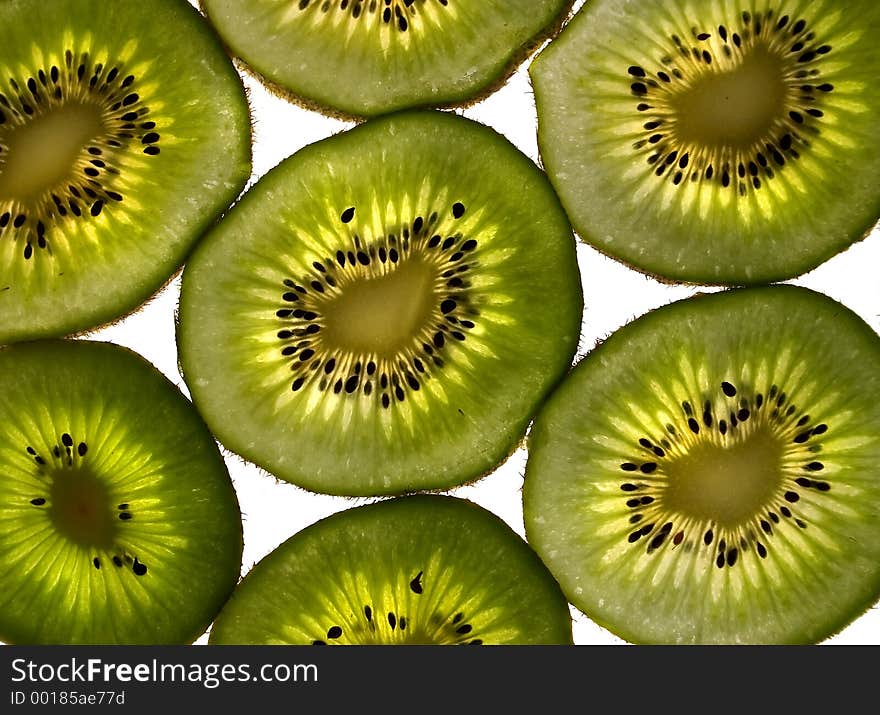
[0, 339, 243, 644]
[209, 494, 572, 645]
[177, 110, 582, 496]
[199, 0, 574, 118]
[523, 285, 880, 644]
[0, 0, 251, 344]
[530, 0, 880, 285]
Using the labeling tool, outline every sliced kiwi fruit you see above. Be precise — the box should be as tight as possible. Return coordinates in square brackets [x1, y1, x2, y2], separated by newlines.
[0, 0, 251, 344]
[199, 0, 574, 118]
[0, 339, 243, 644]
[209, 494, 573, 645]
[177, 110, 582, 496]
[530, 0, 880, 285]
[523, 285, 880, 644]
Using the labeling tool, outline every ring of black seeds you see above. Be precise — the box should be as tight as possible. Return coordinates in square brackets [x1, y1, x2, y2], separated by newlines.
[0, 50, 160, 259]
[307, 570, 483, 645]
[628, 10, 833, 196]
[25, 432, 148, 578]
[293, 0, 451, 34]
[617, 380, 831, 570]
[276, 201, 479, 408]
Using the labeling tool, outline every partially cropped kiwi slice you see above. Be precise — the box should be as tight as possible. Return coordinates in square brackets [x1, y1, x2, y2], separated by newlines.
[200, 0, 574, 118]
[0, 0, 251, 343]
[0, 340, 243, 644]
[531, 0, 880, 285]
[523, 285, 880, 644]
[209, 494, 573, 645]
[177, 110, 582, 496]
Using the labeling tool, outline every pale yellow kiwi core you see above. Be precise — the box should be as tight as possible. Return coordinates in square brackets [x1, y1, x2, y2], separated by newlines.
[663, 426, 784, 527]
[48, 468, 116, 548]
[320, 255, 435, 356]
[674, 45, 786, 149]
[0, 101, 104, 202]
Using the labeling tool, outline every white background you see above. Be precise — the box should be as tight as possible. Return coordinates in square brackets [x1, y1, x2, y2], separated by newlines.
[95, 0, 880, 645]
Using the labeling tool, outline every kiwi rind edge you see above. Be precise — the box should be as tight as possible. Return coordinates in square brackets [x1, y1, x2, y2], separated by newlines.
[198, 0, 576, 122]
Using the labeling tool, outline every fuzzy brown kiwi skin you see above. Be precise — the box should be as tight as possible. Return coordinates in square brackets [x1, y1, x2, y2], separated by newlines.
[198, 0, 576, 123]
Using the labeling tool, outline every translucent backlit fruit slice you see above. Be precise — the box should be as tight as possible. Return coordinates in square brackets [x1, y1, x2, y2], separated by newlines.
[210, 495, 573, 645]
[0, 340, 243, 644]
[531, 0, 880, 284]
[524, 286, 880, 643]
[201, 0, 574, 117]
[0, 0, 251, 343]
[178, 110, 582, 496]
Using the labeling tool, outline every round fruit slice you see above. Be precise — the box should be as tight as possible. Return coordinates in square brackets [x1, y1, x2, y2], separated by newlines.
[200, 0, 574, 118]
[209, 494, 573, 645]
[0, 0, 251, 343]
[523, 286, 880, 644]
[178, 110, 582, 496]
[531, 0, 880, 284]
[0, 340, 243, 644]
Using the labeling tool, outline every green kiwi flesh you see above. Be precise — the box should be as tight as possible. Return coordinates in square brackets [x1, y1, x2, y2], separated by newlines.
[523, 285, 880, 644]
[209, 494, 573, 645]
[0, 0, 251, 344]
[0, 339, 243, 644]
[177, 110, 582, 496]
[200, 0, 574, 118]
[531, 0, 880, 285]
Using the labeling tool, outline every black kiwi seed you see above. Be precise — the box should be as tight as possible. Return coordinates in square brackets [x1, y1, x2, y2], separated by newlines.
[291, 0, 444, 35]
[409, 571, 424, 594]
